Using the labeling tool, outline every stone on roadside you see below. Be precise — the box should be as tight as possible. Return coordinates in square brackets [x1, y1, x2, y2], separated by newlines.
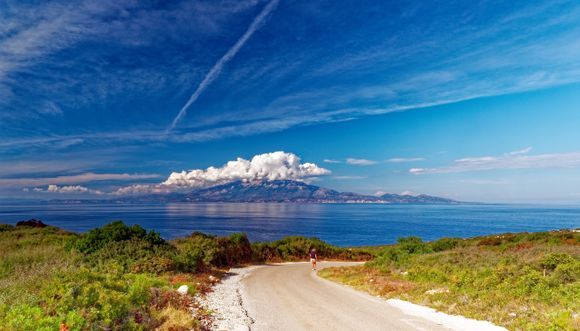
[177, 285, 189, 295]
[425, 288, 449, 295]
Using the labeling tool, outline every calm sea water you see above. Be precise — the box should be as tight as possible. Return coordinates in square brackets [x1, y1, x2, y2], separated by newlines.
[0, 203, 579, 246]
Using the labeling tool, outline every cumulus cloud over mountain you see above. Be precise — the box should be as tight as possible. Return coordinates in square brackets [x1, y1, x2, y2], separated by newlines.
[162, 151, 329, 188]
[114, 151, 330, 195]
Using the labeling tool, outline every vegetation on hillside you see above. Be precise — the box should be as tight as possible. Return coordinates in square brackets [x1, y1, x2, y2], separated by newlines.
[319, 230, 580, 330]
[0, 221, 368, 330]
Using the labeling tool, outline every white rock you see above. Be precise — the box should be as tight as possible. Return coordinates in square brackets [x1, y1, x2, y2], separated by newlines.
[177, 285, 189, 295]
[425, 288, 449, 295]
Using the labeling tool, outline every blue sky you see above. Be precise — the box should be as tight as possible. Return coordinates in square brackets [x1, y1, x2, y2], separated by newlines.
[1, 0, 580, 202]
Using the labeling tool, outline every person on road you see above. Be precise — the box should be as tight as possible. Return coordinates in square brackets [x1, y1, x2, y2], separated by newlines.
[310, 248, 317, 270]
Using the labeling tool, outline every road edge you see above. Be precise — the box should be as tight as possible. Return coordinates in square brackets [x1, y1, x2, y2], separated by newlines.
[314, 267, 508, 331]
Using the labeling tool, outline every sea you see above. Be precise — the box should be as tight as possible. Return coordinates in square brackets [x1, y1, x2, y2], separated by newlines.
[0, 203, 579, 246]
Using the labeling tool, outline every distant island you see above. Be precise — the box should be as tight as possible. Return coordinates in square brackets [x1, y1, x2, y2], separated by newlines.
[54, 180, 460, 204]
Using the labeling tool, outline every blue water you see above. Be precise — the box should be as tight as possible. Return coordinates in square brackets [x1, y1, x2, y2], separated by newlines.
[0, 203, 578, 246]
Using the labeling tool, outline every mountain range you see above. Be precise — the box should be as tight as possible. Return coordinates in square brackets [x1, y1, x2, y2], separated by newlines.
[111, 180, 459, 204]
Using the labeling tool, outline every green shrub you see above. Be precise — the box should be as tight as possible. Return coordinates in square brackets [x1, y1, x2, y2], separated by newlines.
[397, 236, 432, 254]
[212, 233, 252, 267]
[37, 269, 165, 330]
[0, 224, 14, 232]
[551, 260, 579, 284]
[173, 233, 217, 272]
[250, 235, 366, 262]
[70, 221, 175, 274]
[3, 304, 64, 331]
[326, 229, 580, 330]
[86, 238, 176, 273]
[73, 221, 165, 255]
[540, 253, 574, 271]
[430, 237, 461, 252]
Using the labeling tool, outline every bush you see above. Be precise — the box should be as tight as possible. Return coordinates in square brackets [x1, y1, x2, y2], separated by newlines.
[397, 236, 432, 254]
[173, 232, 217, 272]
[551, 260, 580, 284]
[73, 221, 165, 255]
[250, 236, 367, 262]
[540, 253, 574, 271]
[327, 229, 580, 330]
[430, 237, 461, 252]
[37, 270, 165, 330]
[70, 221, 175, 274]
[212, 233, 252, 267]
[174, 232, 253, 270]
[0, 224, 14, 232]
[478, 237, 503, 246]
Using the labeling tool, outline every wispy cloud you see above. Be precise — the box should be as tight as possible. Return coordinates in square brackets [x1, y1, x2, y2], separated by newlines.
[2, 172, 160, 187]
[332, 175, 367, 180]
[169, 0, 279, 131]
[2, 0, 580, 183]
[459, 179, 510, 185]
[410, 148, 580, 174]
[346, 158, 378, 166]
[0, 0, 261, 128]
[507, 147, 533, 156]
[386, 157, 425, 163]
[30, 184, 104, 195]
[324, 159, 342, 164]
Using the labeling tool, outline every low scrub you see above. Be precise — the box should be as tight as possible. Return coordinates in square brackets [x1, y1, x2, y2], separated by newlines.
[320, 230, 580, 330]
[1, 220, 369, 330]
[251, 236, 372, 262]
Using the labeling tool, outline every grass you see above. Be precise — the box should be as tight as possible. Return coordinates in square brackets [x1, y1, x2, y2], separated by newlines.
[319, 230, 580, 331]
[0, 221, 369, 330]
[9, 220, 574, 330]
[0, 224, 200, 330]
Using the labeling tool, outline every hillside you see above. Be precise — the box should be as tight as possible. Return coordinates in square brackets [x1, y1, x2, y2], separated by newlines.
[319, 230, 580, 330]
[115, 180, 460, 204]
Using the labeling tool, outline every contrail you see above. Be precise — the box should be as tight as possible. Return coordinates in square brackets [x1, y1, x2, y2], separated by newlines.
[168, 0, 280, 131]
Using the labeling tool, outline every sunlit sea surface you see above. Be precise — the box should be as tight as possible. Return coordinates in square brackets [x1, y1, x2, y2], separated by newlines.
[1, 203, 579, 246]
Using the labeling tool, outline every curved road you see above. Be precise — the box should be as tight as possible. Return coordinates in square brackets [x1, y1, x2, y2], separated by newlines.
[240, 262, 450, 331]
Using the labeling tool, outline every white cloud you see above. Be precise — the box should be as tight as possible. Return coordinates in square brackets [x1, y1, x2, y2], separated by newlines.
[162, 151, 329, 188]
[169, 0, 279, 130]
[332, 176, 366, 180]
[112, 151, 329, 195]
[0, 172, 160, 187]
[459, 179, 510, 185]
[507, 147, 533, 155]
[324, 159, 342, 164]
[386, 157, 425, 163]
[33, 184, 103, 194]
[346, 158, 378, 166]
[400, 190, 416, 196]
[410, 148, 580, 174]
[113, 184, 173, 195]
